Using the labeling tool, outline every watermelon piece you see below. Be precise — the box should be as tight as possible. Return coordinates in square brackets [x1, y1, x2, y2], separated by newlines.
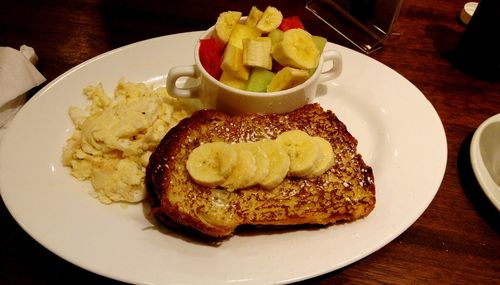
[278, 16, 305, 31]
[199, 38, 225, 79]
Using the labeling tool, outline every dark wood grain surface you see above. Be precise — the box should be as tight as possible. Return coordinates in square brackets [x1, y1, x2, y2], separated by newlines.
[1, 0, 499, 284]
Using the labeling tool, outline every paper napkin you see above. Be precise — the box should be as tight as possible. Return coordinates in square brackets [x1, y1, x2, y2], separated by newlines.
[0, 45, 46, 128]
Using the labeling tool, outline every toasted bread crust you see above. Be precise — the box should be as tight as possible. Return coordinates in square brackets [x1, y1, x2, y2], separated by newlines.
[146, 104, 375, 238]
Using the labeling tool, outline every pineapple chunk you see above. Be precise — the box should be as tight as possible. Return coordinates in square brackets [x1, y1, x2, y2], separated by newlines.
[221, 44, 250, 80]
[220, 71, 247, 90]
[228, 23, 262, 49]
[246, 6, 263, 27]
[243, 37, 273, 70]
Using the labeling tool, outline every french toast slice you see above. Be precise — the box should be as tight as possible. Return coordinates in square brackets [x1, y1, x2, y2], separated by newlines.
[146, 103, 375, 238]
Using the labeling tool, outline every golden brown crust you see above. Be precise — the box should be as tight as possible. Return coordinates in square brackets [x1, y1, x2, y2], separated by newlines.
[146, 103, 375, 238]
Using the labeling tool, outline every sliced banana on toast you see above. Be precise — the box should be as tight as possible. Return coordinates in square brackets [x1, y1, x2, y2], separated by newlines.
[221, 143, 257, 190]
[245, 142, 271, 187]
[186, 142, 237, 187]
[257, 139, 290, 189]
[276, 130, 322, 177]
[308, 136, 336, 177]
[186, 130, 334, 190]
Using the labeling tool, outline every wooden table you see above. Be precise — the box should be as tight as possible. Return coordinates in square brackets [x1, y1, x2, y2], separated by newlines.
[1, 0, 498, 284]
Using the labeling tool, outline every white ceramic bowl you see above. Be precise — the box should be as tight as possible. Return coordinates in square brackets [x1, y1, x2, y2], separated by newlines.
[470, 113, 500, 211]
[166, 19, 343, 114]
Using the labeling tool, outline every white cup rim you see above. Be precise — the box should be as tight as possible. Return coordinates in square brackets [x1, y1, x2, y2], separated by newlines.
[195, 25, 325, 98]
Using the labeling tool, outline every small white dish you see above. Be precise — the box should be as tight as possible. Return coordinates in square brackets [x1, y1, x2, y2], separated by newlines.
[470, 113, 500, 211]
[167, 17, 343, 115]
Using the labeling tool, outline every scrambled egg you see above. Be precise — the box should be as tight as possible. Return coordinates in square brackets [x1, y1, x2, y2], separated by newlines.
[62, 80, 199, 204]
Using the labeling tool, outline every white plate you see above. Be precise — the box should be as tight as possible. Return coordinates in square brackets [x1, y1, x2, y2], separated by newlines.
[0, 32, 447, 285]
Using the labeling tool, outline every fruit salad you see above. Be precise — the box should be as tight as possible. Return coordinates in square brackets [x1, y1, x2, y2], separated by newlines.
[199, 6, 328, 93]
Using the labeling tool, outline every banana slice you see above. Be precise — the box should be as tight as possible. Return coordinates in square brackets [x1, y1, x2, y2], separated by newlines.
[266, 66, 309, 92]
[214, 11, 242, 43]
[276, 130, 321, 177]
[271, 29, 320, 69]
[256, 6, 283, 33]
[257, 139, 290, 189]
[186, 142, 238, 187]
[244, 142, 270, 187]
[243, 37, 273, 70]
[308, 137, 335, 177]
[222, 143, 257, 190]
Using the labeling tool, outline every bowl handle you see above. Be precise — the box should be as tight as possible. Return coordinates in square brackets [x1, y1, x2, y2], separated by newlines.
[166, 65, 199, 98]
[319, 50, 343, 82]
